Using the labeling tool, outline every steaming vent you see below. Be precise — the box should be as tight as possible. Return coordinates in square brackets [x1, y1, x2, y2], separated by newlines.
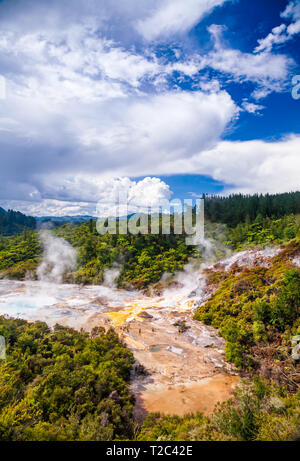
[37, 231, 78, 284]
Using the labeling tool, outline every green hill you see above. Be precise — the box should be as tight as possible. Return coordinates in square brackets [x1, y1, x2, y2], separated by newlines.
[0, 207, 36, 236]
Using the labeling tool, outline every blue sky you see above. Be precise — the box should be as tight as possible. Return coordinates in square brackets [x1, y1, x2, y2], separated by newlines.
[0, 0, 299, 216]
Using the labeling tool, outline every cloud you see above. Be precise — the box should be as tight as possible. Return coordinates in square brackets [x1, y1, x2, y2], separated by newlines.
[0, 42, 237, 202]
[0, 0, 295, 99]
[0, 0, 299, 217]
[0, 25, 161, 100]
[96, 176, 173, 217]
[0, 8, 238, 216]
[0, 5, 293, 105]
[206, 25, 293, 97]
[0, 199, 96, 217]
[0, 177, 172, 217]
[77, 90, 236, 171]
[159, 135, 300, 195]
[136, 0, 229, 41]
[0, 24, 225, 104]
[241, 99, 265, 114]
[0, 0, 228, 44]
[255, 1, 300, 53]
[3, 135, 300, 215]
[40, 175, 173, 210]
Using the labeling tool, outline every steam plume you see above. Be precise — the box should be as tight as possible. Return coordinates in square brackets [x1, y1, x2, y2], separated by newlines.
[102, 266, 121, 287]
[37, 231, 78, 283]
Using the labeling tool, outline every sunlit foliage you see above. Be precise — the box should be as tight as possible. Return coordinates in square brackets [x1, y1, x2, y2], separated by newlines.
[0, 318, 135, 441]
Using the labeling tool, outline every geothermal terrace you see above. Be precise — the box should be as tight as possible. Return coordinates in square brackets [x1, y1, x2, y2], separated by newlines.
[0, 247, 281, 417]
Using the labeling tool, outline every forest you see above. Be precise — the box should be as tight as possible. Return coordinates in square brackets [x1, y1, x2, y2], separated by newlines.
[0, 212, 299, 288]
[1, 191, 300, 236]
[205, 191, 300, 227]
[0, 207, 36, 236]
[0, 318, 135, 441]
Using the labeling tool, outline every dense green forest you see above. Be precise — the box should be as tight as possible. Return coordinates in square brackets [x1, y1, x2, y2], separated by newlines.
[205, 191, 300, 227]
[0, 212, 299, 287]
[227, 214, 300, 249]
[0, 222, 195, 288]
[0, 318, 135, 441]
[0, 208, 36, 236]
[0, 229, 41, 280]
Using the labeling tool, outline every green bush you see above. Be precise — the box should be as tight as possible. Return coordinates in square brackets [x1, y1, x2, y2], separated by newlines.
[194, 239, 300, 370]
[0, 318, 135, 441]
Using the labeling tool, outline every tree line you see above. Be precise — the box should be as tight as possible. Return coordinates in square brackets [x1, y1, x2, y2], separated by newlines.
[0, 207, 36, 236]
[204, 191, 300, 227]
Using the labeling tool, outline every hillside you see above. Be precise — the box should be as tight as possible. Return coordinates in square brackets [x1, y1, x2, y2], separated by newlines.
[0, 207, 36, 236]
[205, 191, 300, 227]
[1, 191, 299, 280]
[0, 318, 135, 441]
[0, 221, 195, 287]
[195, 238, 300, 384]
[0, 212, 299, 287]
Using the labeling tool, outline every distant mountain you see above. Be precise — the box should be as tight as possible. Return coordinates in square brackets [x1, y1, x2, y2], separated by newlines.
[36, 214, 135, 225]
[35, 215, 95, 225]
[0, 207, 36, 236]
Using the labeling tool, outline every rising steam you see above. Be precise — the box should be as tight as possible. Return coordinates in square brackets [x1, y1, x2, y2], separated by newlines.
[102, 266, 121, 287]
[37, 231, 78, 283]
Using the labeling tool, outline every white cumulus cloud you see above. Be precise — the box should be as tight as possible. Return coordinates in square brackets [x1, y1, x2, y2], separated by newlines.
[0, 177, 173, 217]
[255, 0, 300, 53]
[136, 0, 229, 41]
[161, 135, 300, 195]
[206, 24, 293, 98]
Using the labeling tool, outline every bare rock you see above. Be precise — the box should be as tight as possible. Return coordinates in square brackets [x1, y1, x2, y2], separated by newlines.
[138, 311, 153, 319]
